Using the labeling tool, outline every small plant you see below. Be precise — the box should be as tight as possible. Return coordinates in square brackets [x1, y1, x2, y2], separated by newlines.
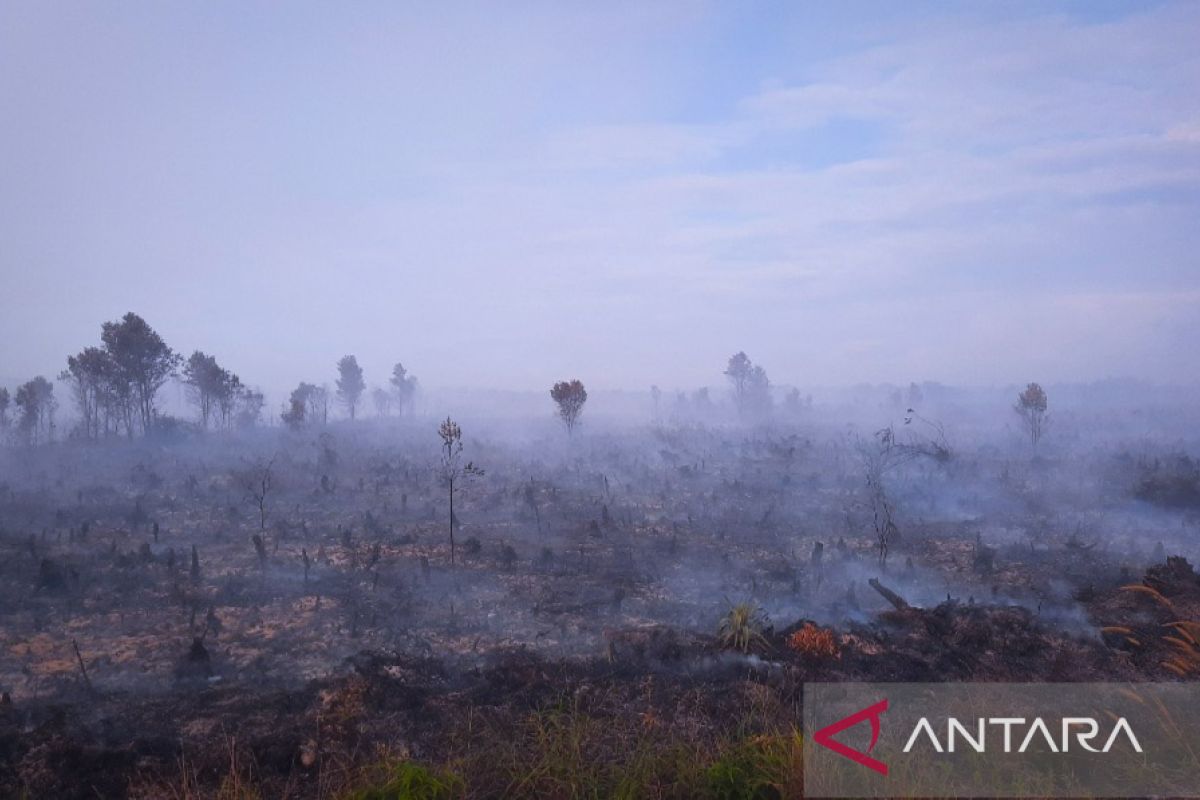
[785, 623, 839, 660]
[341, 761, 464, 800]
[1162, 620, 1200, 676]
[718, 601, 769, 653]
[705, 733, 801, 800]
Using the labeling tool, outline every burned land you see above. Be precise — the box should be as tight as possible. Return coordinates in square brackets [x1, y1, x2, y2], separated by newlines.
[1, 394, 1199, 798]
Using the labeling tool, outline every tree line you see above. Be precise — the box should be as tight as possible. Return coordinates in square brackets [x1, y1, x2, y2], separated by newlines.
[0, 311, 424, 445]
[0, 316, 1048, 450]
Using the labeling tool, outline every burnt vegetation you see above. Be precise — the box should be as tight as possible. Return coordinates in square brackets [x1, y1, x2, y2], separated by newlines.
[0, 322, 1198, 797]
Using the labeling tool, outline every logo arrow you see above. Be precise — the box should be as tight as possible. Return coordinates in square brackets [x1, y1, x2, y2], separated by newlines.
[813, 698, 889, 776]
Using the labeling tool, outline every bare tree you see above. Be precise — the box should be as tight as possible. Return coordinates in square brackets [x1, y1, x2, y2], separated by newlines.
[336, 355, 365, 420]
[854, 427, 910, 566]
[0, 387, 8, 432]
[238, 455, 276, 533]
[550, 379, 588, 435]
[1014, 382, 1049, 450]
[437, 417, 483, 565]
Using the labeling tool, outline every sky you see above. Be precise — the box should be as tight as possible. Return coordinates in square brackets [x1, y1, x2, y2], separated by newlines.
[1, 1, 1198, 397]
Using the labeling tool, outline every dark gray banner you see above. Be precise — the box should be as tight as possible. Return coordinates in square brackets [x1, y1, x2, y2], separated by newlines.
[804, 683, 1200, 798]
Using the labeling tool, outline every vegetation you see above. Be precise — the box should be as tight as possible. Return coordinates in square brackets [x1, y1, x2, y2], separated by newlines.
[718, 601, 769, 654]
[1014, 381, 1049, 450]
[785, 623, 839, 660]
[337, 355, 366, 420]
[550, 378, 588, 435]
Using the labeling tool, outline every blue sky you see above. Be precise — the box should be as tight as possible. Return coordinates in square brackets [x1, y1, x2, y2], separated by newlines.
[1, 1, 1197, 394]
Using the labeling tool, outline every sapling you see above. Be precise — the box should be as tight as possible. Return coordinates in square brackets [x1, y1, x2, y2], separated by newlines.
[436, 417, 484, 566]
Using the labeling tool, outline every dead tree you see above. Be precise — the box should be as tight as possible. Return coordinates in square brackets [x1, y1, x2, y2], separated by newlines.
[855, 429, 905, 566]
[868, 577, 910, 611]
[71, 639, 94, 694]
[238, 455, 276, 533]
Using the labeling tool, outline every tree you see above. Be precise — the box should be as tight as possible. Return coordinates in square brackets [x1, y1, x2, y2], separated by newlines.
[437, 417, 483, 566]
[215, 373, 245, 430]
[371, 387, 393, 417]
[282, 382, 318, 428]
[1014, 382, 1048, 450]
[183, 351, 242, 430]
[855, 428, 905, 566]
[336, 355, 365, 420]
[60, 347, 115, 440]
[237, 456, 275, 533]
[390, 362, 418, 417]
[550, 379, 588, 435]
[311, 384, 330, 424]
[724, 351, 752, 414]
[100, 313, 180, 435]
[14, 376, 56, 445]
[235, 387, 265, 429]
[0, 387, 9, 431]
[745, 365, 772, 418]
[724, 351, 771, 420]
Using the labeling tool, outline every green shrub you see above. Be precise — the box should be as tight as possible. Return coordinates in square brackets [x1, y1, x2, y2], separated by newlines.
[705, 734, 801, 800]
[341, 761, 464, 800]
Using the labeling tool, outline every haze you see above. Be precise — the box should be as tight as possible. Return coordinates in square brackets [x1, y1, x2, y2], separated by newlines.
[2, 1, 1198, 396]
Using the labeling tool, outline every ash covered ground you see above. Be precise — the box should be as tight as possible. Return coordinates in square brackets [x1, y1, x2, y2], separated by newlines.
[1, 384, 1199, 797]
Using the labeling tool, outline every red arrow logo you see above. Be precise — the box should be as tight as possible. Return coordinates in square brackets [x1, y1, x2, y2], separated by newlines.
[813, 698, 889, 776]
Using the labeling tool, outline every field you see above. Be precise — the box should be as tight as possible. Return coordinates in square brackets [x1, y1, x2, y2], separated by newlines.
[1, 393, 1198, 798]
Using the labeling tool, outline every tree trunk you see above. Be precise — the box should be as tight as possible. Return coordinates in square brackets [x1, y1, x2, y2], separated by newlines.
[448, 479, 455, 565]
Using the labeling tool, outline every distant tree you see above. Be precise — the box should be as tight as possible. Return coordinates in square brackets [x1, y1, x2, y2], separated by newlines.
[310, 384, 330, 424]
[389, 362, 419, 417]
[100, 313, 181, 435]
[650, 385, 662, 420]
[724, 351, 772, 420]
[60, 347, 114, 440]
[183, 351, 242, 430]
[215, 373, 245, 430]
[236, 387, 265, 429]
[725, 352, 772, 420]
[437, 417, 484, 566]
[0, 387, 9, 431]
[724, 352, 752, 413]
[371, 387, 393, 417]
[550, 379, 588, 435]
[282, 382, 319, 429]
[14, 376, 56, 445]
[336, 355, 365, 420]
[1014, 382, 1049, 450]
